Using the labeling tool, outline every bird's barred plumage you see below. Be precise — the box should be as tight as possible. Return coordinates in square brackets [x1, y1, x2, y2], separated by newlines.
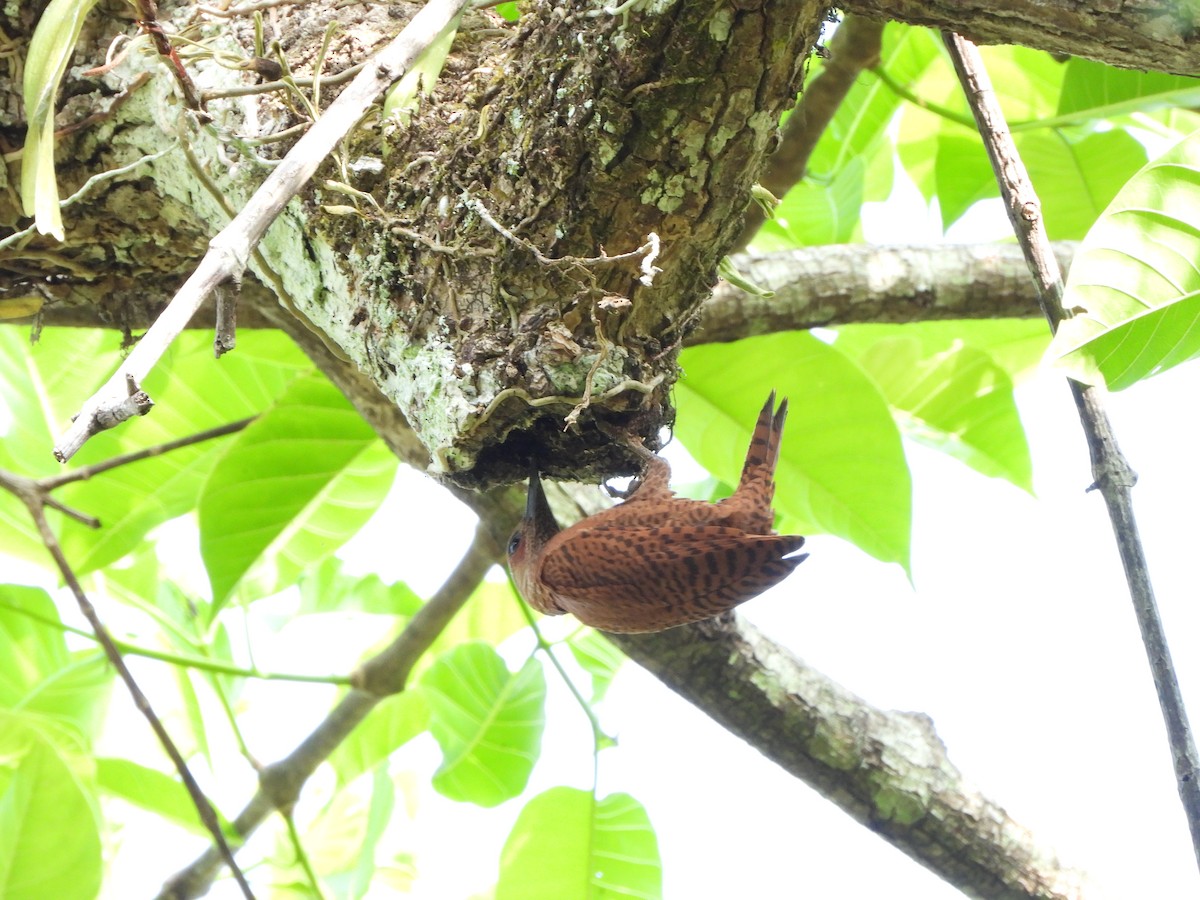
[507, 392, 807, 633]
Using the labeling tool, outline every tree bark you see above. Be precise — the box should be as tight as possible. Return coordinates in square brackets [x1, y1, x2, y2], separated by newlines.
[840, 0, 1200, 76]
[3, 0, 1196, 488]
[610, 616, 1095, 900]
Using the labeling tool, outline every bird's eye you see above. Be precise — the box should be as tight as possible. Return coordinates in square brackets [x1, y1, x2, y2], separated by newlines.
[507, 532, 522, 555]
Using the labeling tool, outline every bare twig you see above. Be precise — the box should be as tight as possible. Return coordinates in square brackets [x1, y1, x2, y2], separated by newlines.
[157, 521, 503, 899]
[943, 30, 1200, 876]
[1, 499, 253, 897]
[0, 416, 260, 889]
[52, 0, 472, 463]
[41, 417, 254, 491]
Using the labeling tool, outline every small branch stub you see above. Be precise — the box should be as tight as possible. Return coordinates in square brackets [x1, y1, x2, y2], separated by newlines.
[56, 375, 154, 462]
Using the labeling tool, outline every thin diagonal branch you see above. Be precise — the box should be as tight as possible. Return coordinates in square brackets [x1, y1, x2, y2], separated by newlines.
[942, 29, 1200, 877]
[41, 416, 254, 490]
[156, 519, 503, 900]
[0, 414, 272, 893]
[8, 489, 253, 897]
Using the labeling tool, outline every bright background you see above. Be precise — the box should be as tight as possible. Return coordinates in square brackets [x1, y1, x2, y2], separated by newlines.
[80, 296, 1200, 897]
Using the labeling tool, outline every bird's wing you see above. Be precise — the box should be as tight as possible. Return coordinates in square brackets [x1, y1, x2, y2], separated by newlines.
[539, 524, 806, 632]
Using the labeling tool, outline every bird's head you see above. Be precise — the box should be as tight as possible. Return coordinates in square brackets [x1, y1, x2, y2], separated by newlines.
[507, 465, 562, 601]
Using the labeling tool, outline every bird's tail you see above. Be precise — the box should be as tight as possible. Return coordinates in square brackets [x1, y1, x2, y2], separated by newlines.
[733, 391, 787, 529]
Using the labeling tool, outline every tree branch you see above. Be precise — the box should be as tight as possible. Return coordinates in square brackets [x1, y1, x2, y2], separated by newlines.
[694, 242, 1072, 343]
[0, 478, 254, 898]
[157, 520, 503, 899]
[842, 0, 1200, 77]
[610, 616, 1095, 899]
[50, 0, 472, 463]
[6, 242, 1071, 343]
[942, 29, 1200, 876]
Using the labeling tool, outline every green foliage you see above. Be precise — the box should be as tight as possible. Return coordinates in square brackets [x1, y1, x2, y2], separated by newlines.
[420, 642, 546, 807]
[329, 691, 430, 787]
[1050, 128, 1200, 389]
[0, 590, 106, 900]
[0, 586, 112, 739]
[567, 629, 625, 704]
[20, 0, 100, 240]
[1056, 58, 1200, 120]
[496, 787, 661, 900]
[95, 758, 233, 838]
[199, 372, 397, 607]
[834, 320, 1040, 491]
[0, 714, 102, 900]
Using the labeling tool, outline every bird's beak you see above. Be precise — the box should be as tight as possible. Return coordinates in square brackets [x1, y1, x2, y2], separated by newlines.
[526, 462, 543, 521]
[524, 462, 561, 541]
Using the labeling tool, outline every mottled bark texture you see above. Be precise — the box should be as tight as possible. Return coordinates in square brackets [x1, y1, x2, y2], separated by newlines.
[1, 0, 824, 490]
[841, 0, 1200, 76]
[610, 617, 1095, 900]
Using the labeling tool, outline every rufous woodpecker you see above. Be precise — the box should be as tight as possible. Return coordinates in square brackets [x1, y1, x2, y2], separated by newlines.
[507, 391, 807, 633]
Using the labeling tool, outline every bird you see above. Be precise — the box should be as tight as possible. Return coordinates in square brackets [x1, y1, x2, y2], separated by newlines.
[507, 391, 807, 633]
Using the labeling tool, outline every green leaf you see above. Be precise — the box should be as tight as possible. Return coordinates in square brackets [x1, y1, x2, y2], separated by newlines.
[933, 125, 994, 231]
[273, 770, 395, 894]
[0, 713, 101, 900]
[496, 787, 661, 900]
[329, 690, 429, 787]
[1057, 57, 1200, 120]
[678, 334, 911, 570]
[420, 643, 545, 807]
[834, 325, 1033, 491]
[1050, 128, 1200, 389]
[199, 372, 397, 606]
[0, 587, 68, 710]
[58, 330, 311, 575]
[331, 768, 397, 899]
[383, 13, 461, 126]
[1022, 128, 1147, 240]
[859, 318, 1050, 382]
[20, 0, 100, 239]
[425, 580, 531, 662]
[95, 757, 233, 837]
[0, 586, 112, 739]
[297, 558, 424, 617]
[754, 155, 866, 248]
[0, 327, 122, 567]
[494, 2, 519, 21]
[980, 45, 1065, 123]
[567, 630, 624, 704]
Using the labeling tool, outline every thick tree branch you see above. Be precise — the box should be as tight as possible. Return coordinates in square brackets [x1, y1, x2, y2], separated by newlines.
[694, 242, 1072, 342]
[4, 242, 1071, 342]
[610, 617, 1094, 900]
[842, 0, 1200, 76]
[49, 0, 472, 463]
